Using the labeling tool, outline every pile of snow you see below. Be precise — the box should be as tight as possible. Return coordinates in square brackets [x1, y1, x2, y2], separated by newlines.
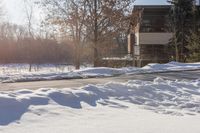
[143, 62, 200, 72]
[1, 78, 200, 127]
[0, 62, 200, 83]
[102, 56, 133, 61]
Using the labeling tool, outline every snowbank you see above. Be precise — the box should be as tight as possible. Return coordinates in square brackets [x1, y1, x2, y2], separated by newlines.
[143, 62, 200, 71]
[1, 78, 200, 126]
[0, 62, 200, 83]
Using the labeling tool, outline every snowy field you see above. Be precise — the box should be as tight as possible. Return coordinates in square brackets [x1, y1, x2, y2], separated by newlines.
[0, 62, 200, 83]
[0, 78, 200, 133]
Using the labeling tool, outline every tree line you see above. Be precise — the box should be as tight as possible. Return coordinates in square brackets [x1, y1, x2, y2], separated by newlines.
[168, 0, 200, 62]
[38, 0, 200, 68]
[1, 0, 199, 70]
[39, 0, 134, 69]
[0, 0, 131, 69]
[0, 22, 74, 64]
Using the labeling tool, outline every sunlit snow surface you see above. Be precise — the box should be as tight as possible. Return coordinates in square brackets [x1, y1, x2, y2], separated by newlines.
[1, 62, 200, 132]
[0, 62, 200, 83]
[0, 78, 200, 133]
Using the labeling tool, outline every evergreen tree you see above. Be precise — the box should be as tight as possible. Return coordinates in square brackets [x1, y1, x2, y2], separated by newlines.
[168, 0, 195, 62]
[187, 31, 200, 62]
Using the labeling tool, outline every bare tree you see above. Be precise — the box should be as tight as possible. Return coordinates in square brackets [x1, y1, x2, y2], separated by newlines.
[39, 0, 135, 67]
[84, 0, 135, 66]
[40, 0, 87, 69]
[24, 0, 35, 71]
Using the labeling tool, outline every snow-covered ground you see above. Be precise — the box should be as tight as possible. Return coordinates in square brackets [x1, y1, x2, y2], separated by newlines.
[0, 78, 200, 133]
[0, 62, 200, 83]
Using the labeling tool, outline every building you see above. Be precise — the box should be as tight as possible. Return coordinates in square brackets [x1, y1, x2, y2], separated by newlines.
[128, 5, 172, 67]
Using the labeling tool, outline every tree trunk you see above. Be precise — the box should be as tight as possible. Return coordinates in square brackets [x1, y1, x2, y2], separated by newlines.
[175, 43, 179, 62]
[180, 17, 184, 62]
[74, 7, 81, 70]
[75, 43, 80, 70]
[29, 63, 32, 72]
[93, 0, 99, 67]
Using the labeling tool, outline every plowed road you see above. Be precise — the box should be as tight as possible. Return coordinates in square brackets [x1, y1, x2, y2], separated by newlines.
[1, 70, 200, 91]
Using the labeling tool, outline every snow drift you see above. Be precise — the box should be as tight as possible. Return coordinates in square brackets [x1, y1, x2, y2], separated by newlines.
[1, 78, 200, 126]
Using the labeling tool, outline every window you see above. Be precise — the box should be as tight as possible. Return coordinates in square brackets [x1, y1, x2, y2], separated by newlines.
[140, 15, 167, 32]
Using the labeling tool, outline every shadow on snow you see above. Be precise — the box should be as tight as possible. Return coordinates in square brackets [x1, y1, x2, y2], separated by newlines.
[0, 77, 200, 125]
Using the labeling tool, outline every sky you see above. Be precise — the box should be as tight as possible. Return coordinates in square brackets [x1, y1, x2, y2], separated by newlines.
[3, 0, 41, 25]
[2, 0, 199, 25]
[3, 0, 25, 24]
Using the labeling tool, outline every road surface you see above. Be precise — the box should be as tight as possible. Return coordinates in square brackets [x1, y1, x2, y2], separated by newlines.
[1, 70, 200, 91]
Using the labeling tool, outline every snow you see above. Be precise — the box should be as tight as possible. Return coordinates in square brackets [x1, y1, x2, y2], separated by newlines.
[143, 61, 200, 71]
[0, 62, 200, 83]
[102, 55, 133, 61]
[0, 78, 200, 133]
